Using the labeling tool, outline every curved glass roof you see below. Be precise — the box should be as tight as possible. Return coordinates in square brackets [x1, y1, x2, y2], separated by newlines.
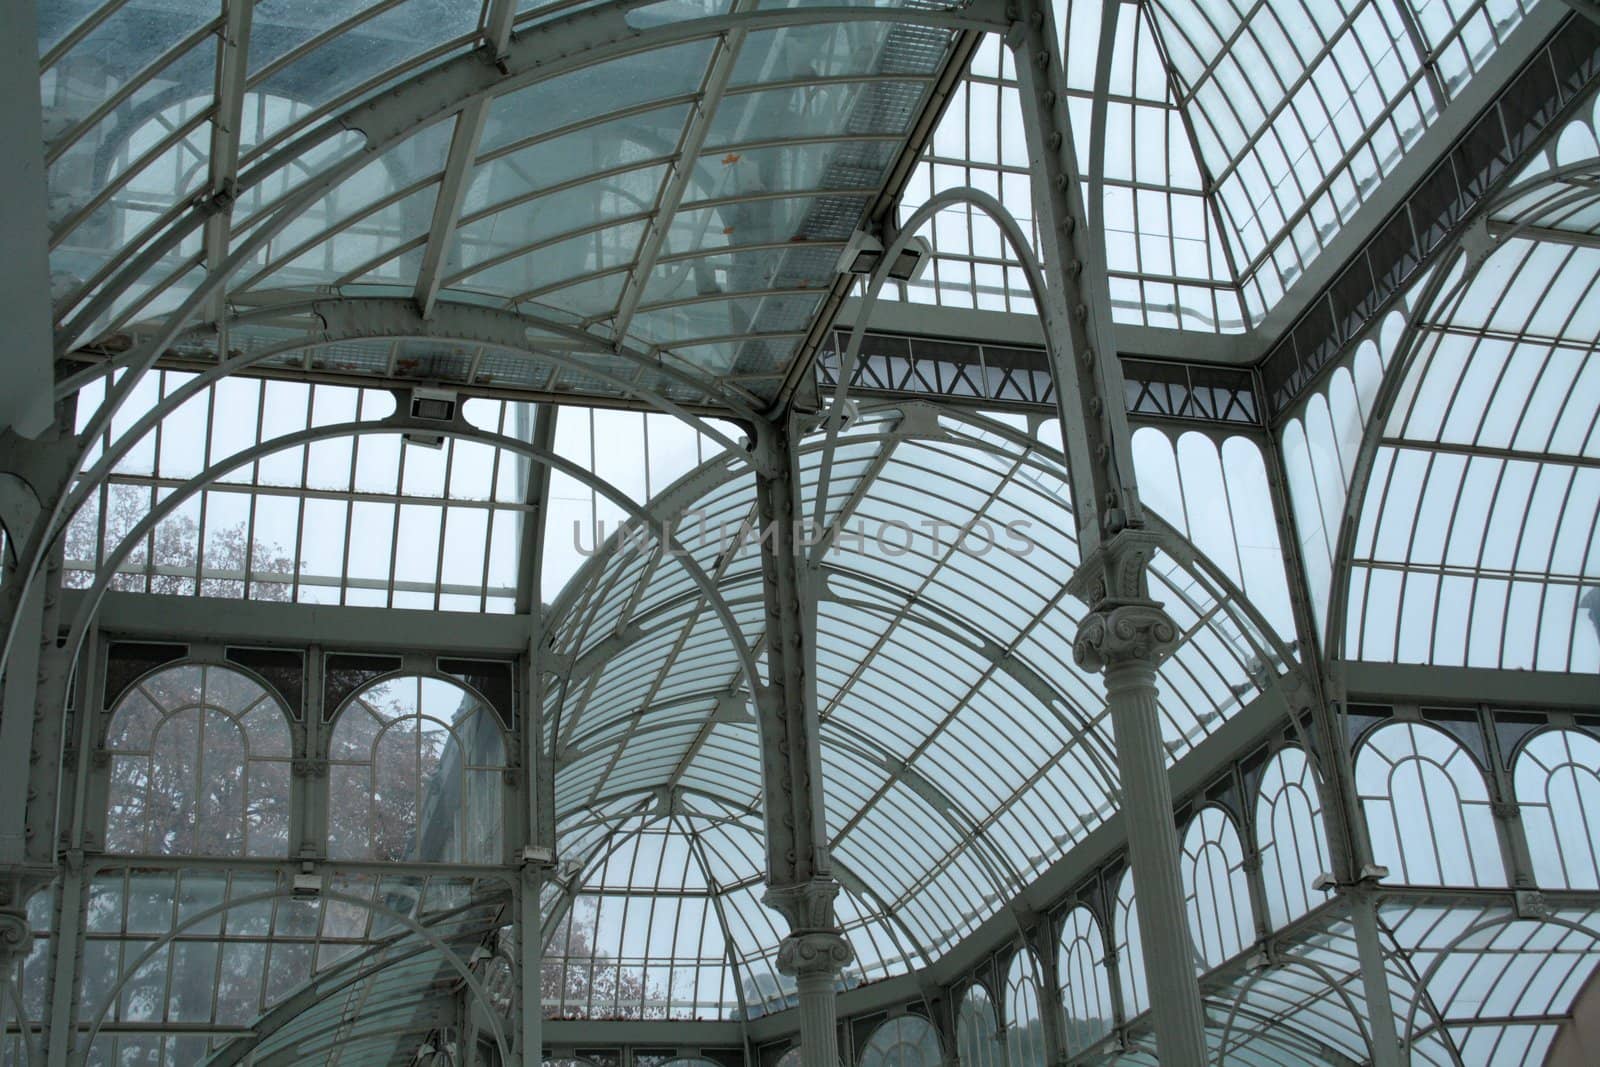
[894, 0, 1537, 330]
[45, 0, 964, 406]
[15, 1, 1600, 1065]
[1345, 229, 1600, 670]
[544, 404, 1290, 965]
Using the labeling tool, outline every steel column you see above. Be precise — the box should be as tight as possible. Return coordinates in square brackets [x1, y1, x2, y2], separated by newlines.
[1072, 558, 1208, 1067]
[1005, 0, 1208, 1059]
[0, 0, 54, 438]
[0, 574, 43, 867]
[1349, 890, 1404, 1067]
[754, 419, 851, 1067]
[518, 865, 543, 1067]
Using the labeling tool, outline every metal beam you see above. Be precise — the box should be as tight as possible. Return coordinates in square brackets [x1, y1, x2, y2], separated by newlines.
[1487, 219, 1600, 249]
[68, 294, 766, 423]
[201, 0, 254, 325]
[610, 22, 748, 341]
[834, 296, 1251, 364]
[71, 588, 536, 655]
[514, 404, 558, 614]
[483, 0, 520, 60]
[1342, 661, 1600, 708]
[543, 1018, 748, 1045]
[0, 0, 56, 438]
[414, 98, 492, 318]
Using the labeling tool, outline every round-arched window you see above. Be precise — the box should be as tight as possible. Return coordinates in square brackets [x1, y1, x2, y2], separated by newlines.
[955, 982, 1000, 1067]
[104, 663, 291, 856]
[1004, 949, 1047, 1067]
[1515, 729, 1600, 889]
[328, 674, 505, 863]
[1255, 746, 1334, 926]
[1180, 806, 1254, 969]
[1057, 905, 1113, 1054]
[859, 1014, 941, 1067]
[1355, 721, 1504, 887]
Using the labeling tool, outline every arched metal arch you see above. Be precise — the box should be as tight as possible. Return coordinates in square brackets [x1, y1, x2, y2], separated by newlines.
[1399, 909, 1600, 1059]
[3, 301, 759, 680]
[1319, 159, 1600, 664]
[536, 796, 932, 1016]
[1208, 967, 1372, 1067]
[61, 295, 766, 423]
[24, 0, 1001, 674]
[540, 400, 1309, 979]
[199, 905, 512, 1067]
[559, 399, 1305, 704]
[327, 666, 515, 743]
[541, 401, 1305, 937]
[55, 416, 768, 797]
[546, 559, 1123, 849]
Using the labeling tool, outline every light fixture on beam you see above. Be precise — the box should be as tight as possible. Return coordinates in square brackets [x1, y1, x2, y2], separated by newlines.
[836, 228, 932, 283]
[404, 386, 458, 449]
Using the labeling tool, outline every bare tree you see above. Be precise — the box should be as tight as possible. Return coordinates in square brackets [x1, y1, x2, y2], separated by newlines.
[64, 485, 297, 599]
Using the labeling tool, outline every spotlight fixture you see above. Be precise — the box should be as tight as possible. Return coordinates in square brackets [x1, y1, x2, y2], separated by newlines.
[836, 228, 931, 283]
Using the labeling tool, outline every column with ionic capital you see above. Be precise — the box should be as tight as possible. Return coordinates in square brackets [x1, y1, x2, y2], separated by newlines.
[1070, 530, 1208, 1067]
[767, 878, 853, 1067]
[0, 899, 35, 1042]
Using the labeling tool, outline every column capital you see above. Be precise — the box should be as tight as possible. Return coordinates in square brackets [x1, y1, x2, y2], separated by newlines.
[1073, 603, 1179, 674]
[1069, 529, 1176, 673]
[776, 929, 853, 980]
[0, 907, 32, 972]
[766, 877, 854, 979]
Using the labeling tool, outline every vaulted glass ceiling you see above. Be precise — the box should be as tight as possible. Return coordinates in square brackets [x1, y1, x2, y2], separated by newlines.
[44, 0, 963, 407]
[893, 0, 1539, 331]
[20, 1, 1600, 1064]
[543, 405, 1289, 968]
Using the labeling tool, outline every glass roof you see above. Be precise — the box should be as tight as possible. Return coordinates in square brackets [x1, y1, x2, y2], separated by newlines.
[1344, 230, 1600, 671]
[1280, 85, 1600, 663]
[893, 0, 1536, 331]
[544, 404, 1289, 965]
[1089, 896, 1600, 1066]
[44, 0, 963, 406]
[18, 1, 1600, 1064]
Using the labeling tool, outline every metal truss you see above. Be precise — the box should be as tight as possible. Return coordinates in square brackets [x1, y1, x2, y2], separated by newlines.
[814, 327, 1262, 428]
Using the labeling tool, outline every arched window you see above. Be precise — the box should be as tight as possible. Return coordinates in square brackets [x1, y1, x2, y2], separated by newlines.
[1355, 722, 1504, 886]
[1180, 806, 1255, 969]
[859, 1014, 941, 1067]
[1255, 746, 1335, 926]
[1056, 905, 1113, 1054]
[1515, 729, 1600, 889]
[328, 675, 505, 863]
[104, 663, 291, 856]
[1004, 949, 1047, 1067]
[1114, 869, 1147, 1017]
[955, 982, 1001, 1067]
